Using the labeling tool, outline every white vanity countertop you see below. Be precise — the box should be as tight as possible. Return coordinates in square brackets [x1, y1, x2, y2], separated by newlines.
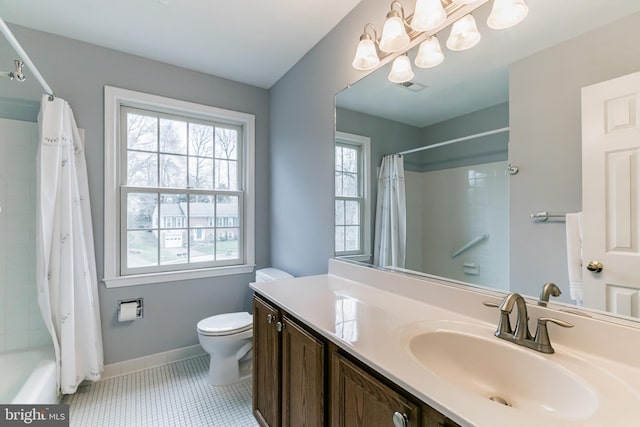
[250, 260, 640, 427]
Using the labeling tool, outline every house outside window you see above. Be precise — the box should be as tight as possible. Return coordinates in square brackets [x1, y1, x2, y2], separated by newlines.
[104, 87, 255, 287]
[335, 131, 371, 260]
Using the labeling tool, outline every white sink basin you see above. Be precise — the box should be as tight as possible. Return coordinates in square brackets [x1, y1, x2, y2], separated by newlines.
[408, 327, 598, 420]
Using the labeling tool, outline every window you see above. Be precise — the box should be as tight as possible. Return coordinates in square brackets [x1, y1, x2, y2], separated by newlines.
[335, 132, 371, 259]
[104, 87, 255, 287]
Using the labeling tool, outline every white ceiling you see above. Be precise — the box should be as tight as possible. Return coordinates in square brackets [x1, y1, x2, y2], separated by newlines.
[0, 0, 362, 89]
[337, 0, 640, 128]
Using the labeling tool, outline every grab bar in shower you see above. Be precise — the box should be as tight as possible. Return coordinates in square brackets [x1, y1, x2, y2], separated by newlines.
[451, 233, 489, 258]
[530, 211, 566, 222]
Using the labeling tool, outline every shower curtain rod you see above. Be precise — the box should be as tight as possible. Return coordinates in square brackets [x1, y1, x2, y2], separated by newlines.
[0, 17, 55, 98]
[396, 126, 509, 156]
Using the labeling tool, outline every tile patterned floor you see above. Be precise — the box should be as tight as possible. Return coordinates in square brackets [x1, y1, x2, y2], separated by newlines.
[64, 355, 258, 427]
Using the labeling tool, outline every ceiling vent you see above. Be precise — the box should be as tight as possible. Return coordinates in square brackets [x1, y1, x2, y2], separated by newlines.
[396, 81, 427, 93]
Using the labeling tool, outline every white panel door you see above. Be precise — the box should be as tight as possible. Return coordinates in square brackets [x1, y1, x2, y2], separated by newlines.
[582, 71, 640, 317]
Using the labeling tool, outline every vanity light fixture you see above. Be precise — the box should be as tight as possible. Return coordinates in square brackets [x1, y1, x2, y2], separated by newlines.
[446, 14, 481, 51]
[388, 54, 415, 83]
[351, 0, 529, 82]
[379, 1, 411, 53]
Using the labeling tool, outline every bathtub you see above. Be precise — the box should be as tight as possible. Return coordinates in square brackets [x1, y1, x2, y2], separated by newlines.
[0, 347, 58, 404]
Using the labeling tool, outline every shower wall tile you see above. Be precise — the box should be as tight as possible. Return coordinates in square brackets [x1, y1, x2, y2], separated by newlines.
[415, 161, 509, 291]
[6, 312, 30, 332]
[0, 118, 46, 353]
[28, 329, 51, 348]
[5, 332, 29, 351]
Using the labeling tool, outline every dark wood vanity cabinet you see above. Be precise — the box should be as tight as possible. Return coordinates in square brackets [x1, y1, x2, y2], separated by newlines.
[253, 294, 459, 427]
[253, 295, 325, 427]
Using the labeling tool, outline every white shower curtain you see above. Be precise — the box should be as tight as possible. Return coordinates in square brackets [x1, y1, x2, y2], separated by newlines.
[373, 154, 406, 268]
[36, 95, 103, 394]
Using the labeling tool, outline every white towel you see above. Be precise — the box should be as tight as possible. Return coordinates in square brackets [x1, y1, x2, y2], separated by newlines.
[566, 212, 583, 303]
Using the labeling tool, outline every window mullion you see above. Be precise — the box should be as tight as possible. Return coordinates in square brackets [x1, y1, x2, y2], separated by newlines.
[186, 195, 191, 264]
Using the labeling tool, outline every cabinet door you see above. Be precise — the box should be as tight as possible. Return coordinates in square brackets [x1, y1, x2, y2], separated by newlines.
[253, 296, 281, 427]
[281, 315, 325, 427]
[421, 404, 460, 427]
[331, 352, 419, 427]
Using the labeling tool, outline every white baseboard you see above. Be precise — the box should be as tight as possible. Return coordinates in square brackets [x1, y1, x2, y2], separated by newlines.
[101, 345, 206, 380]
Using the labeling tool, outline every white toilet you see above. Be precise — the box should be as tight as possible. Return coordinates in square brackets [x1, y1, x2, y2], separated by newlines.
[197, 268, 293, 386]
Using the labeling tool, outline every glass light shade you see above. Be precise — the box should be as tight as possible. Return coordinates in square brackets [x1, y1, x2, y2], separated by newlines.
[446, 14, 481, 51]
[415, 36, 444, 68]
[379, 14, 410, 52]
[388, 55, 415, 83]
[411, 0, 447, 32]
[487, 0, 529, 29]
[352, 38, 380, 70]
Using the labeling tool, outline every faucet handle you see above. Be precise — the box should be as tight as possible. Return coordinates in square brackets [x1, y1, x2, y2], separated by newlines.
[483, 301, 512, 335]
[538, 317, 573, 328]
[534, 317, 574, 354]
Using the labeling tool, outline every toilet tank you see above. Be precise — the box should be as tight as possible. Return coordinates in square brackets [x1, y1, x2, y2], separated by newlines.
[255, 268, 293, 282]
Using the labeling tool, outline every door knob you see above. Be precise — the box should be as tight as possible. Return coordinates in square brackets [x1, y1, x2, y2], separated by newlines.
[586, 261, 603, 273]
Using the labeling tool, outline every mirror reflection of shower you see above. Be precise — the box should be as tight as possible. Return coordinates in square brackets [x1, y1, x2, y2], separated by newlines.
[0, 59, 26, 82]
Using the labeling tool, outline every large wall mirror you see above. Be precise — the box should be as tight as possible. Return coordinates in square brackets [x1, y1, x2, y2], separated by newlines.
[335, 0, 640, 324]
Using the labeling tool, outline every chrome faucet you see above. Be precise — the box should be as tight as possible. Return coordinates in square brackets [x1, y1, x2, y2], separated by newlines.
[484, 292, 573, 354]
[538, 282, 561, 306]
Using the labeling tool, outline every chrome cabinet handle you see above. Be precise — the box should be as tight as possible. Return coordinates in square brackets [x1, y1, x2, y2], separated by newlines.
[392, 412, 408, 427]
[266, 314, 276, 324]
[276, 321, 284, 332]
[586, 261, 603, 273]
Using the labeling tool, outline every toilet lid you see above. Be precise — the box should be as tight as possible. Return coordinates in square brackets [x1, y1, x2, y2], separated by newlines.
[197, 312, 253, 336]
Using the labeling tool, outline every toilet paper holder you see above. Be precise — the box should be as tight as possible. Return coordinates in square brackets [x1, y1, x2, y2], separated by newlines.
[117, 298, 144, 321]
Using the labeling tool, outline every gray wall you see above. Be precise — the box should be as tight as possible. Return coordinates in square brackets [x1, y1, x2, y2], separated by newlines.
[337, 102, 508, 173]
[417, 102, 508, 171]
[0, 25, 270, 364]
[509, 12, 640, 301]
[270, 0, 392, 276]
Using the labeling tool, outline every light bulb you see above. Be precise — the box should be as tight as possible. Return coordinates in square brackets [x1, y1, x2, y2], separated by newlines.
[352, 37, 380, 70]
[415, 36, 444, 68]
[446, 14, 481, 51]
[487, 0, 529, 29]
[388, 55, 414, 83]
[380, 11, 410, 52]
[411, 0, 447, 32]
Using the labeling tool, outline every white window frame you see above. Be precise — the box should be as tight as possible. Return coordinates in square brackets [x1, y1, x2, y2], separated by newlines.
[104, 86, 255, 287]
[335, 131, 371, 262]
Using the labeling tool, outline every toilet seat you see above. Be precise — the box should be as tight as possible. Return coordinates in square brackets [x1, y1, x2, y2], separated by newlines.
[197, 312, 253, 336]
